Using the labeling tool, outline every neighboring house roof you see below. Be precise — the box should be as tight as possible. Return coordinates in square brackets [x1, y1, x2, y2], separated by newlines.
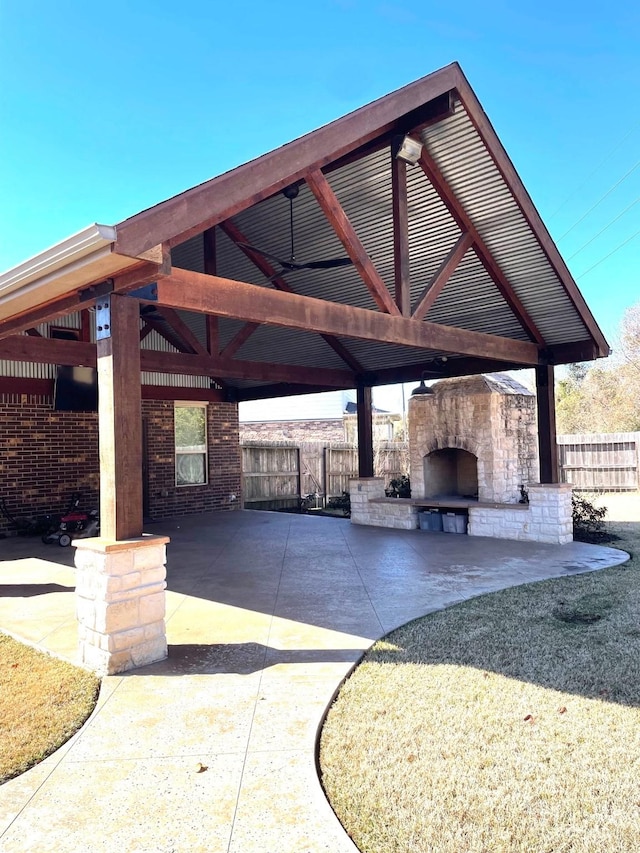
[0, 62, 608, 401]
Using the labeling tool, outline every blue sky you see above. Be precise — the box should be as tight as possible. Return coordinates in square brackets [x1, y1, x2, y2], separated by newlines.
[1, 0, 638, 362]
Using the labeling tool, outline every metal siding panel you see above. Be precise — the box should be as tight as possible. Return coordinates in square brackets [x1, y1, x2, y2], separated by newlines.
[421, 99, 592, 345]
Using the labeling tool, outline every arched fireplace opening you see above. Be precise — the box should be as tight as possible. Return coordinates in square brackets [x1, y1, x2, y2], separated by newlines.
[423, 448, 478, 500]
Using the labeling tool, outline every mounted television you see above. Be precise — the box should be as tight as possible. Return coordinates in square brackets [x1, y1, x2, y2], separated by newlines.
[54, 366, 98, 412]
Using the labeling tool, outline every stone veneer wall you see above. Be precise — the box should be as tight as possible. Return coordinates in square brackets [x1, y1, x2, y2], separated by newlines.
[0, 395, 241, 535]
[350, 478, 417, 530]
[409, 375, 539, 503]
[350, 481, 574, 545]
[468, 484, 573, 545]
[75, 535, 169, 674]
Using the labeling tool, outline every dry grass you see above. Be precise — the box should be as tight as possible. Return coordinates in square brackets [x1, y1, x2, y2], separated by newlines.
[0, 634, 99, 784]
[320, 495, 640, 853]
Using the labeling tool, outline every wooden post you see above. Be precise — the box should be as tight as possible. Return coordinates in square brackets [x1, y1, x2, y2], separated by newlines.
[391, 153, 411, 316]
[535, 364, 559, 484]
[357, 384, 374, 478]
[96, 294, 143, 540]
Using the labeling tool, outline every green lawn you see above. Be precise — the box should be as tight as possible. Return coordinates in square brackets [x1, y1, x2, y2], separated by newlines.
[320, 499, 640, 853]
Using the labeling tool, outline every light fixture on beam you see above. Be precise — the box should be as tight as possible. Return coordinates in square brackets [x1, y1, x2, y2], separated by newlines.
[411, 371, 435, 396]
[392, 134, 423, 166]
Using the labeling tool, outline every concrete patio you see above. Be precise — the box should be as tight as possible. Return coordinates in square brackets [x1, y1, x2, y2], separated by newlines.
[0, 510, 629, 852]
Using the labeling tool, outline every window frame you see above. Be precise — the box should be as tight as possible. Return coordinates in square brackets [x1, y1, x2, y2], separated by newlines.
[174, 401, 209, 487]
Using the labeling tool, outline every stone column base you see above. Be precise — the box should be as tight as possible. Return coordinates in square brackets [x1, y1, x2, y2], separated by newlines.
[74, 534, 170, 675]
[468, 483, 573, 544]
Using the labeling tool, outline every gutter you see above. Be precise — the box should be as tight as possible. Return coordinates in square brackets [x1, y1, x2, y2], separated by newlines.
[0, 224, 142, 326]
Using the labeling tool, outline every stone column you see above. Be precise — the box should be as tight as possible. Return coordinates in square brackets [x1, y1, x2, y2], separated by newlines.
[349, 477, 386, 526]
[527, 483, 573, 544]
[74, 534, 169, 675]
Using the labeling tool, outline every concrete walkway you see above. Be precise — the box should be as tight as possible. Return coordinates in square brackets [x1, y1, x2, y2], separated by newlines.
[0, 512, 629, 852]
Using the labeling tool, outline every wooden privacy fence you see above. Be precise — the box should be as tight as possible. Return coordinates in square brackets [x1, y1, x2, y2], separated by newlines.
[241, 440, 409, 509]
[557, 432, 640, 491]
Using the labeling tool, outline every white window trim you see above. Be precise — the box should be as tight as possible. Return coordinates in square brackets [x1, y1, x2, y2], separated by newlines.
[174, 402, 208, 487]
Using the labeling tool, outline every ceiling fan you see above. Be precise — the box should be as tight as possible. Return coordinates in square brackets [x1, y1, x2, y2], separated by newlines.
[237, 184, 354, 281]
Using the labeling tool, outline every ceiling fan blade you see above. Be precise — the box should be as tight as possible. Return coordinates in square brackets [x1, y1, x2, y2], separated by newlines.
[301, 257, 354, 270]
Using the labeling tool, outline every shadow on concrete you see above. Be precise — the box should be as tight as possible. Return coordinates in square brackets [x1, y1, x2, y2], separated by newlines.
[127, 642, 362, 677]
[0, 583, 73, 597]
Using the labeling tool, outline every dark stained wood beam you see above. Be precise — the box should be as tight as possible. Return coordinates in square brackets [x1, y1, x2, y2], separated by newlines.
[305, 168, 401, 316]
[0, 377, 53, 396]
[114, 67, 461, 256]
[219, 322, 261, 360]
[25, 328, 43, 337]
[391, 154, 411, 316]
[141, 385, 223, 402]
[535, 364, 559, 484]
[97, 295, 143, 540]
[0, 293, 86, 341]
[203, 228, 220, 356]
[144, 350, 352, 386]
[140, 322, 153, 341]
[418, 151, 546, 345]
[357, 384, 374, 478]
[411, 231, 473, 320]
[150, 269, 540, 365]
[232, 382, 348, 402]
[80, 309, 92, 342]
[219, 219, 363, 372]
[140, 349, 354, 388]
[141, 315, 191, 354]
[206, 316, 219, 356]
[155, 307, 209, 356]
[0, 336, 97, 366]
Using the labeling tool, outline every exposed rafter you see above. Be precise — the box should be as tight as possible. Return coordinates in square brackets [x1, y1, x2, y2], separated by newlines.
[391, 155, 411, 316]
[113, 68, 461, 257]
[411, 232, 474, 320]
[218, 219, 363, 372]
[305, 169, 401, 316]
[418, 150, 545, 345]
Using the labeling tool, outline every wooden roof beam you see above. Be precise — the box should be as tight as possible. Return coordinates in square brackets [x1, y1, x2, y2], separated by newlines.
[154, 306, 209, 356]
[418, 151, 546, 345]
[219, 322, 261, 360]
[114, 67, 460, 256]
[0, 334, 354, 389]
[149, 269, 540, 365]
[391, 155, 411, 316]
[411, 231, 473, 320]
[141, 350, 354, 388]
[305, 169, 401, 316]
[219, 220, 364, 372]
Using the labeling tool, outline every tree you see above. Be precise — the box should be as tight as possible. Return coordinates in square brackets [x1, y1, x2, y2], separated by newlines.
[556, 303, 640, 434]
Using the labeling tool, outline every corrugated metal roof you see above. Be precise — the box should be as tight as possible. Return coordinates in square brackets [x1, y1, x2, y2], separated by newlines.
[167, 95, 594, 396]
[421, 99, 590, 344]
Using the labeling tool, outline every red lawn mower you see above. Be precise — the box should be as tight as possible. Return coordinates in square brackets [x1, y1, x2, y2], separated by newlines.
[42, 495, 100, 547]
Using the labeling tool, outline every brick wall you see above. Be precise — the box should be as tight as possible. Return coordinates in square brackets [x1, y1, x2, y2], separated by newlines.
[0, 395, 100, 537]
[0, 395, 241, 537]
[143, 400, 241, 519]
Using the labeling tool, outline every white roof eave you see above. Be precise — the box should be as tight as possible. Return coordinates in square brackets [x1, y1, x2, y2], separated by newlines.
[0, 224, 144, 325]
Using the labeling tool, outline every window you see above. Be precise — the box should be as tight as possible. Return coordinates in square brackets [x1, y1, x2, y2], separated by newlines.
[175, 403, 208, 486]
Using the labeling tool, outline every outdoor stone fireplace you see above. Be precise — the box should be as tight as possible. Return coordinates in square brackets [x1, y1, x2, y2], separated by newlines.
[350, 373, 573, 545]
[410, 373, 539, 503]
